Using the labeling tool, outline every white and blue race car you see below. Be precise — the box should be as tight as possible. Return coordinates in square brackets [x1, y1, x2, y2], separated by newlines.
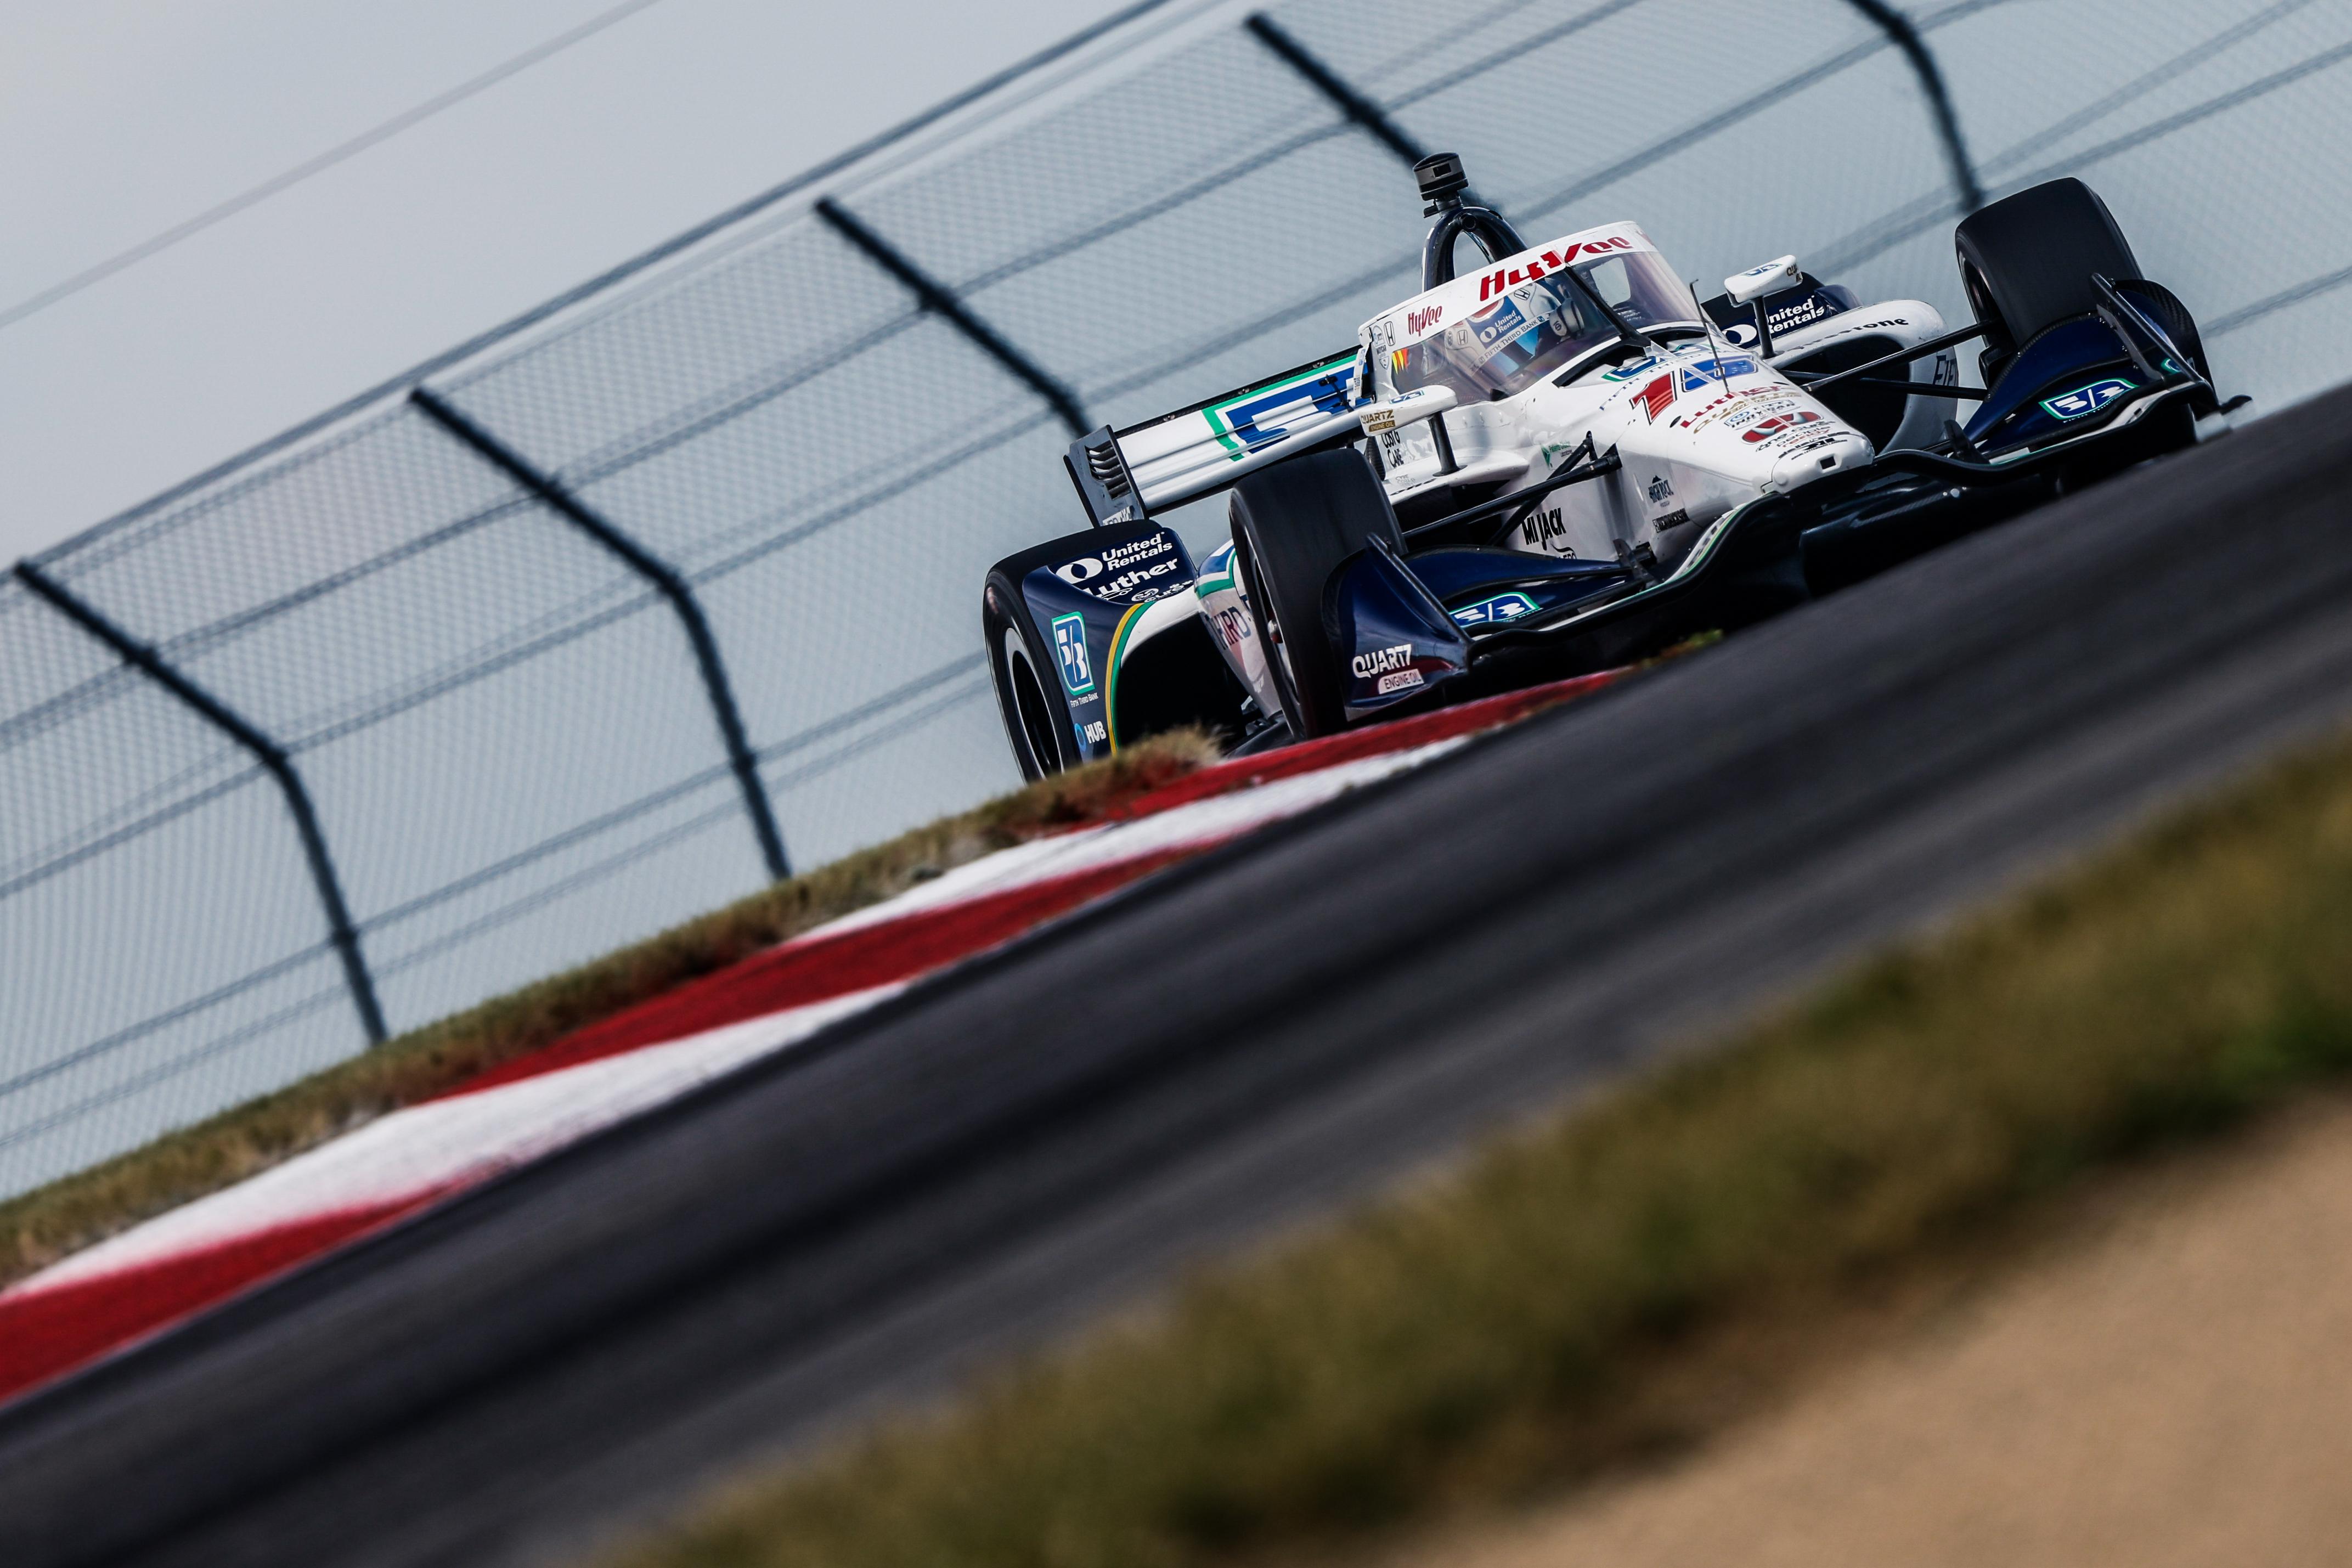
[984, 155, 2229, 777]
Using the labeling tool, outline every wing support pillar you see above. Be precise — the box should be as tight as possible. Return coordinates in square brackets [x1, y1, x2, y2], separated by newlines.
[409, 386, 791, 883]
[814, 197, 1091, 439]
[12, 559, 390, 1045]
[1839, 0, 1984, 213]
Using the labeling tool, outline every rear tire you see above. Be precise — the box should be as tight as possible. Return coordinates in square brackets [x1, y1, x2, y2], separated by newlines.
[1955, 177, 2139, 386]
[983, 572, 1077, 781]
[1228, 449, 1403, 740]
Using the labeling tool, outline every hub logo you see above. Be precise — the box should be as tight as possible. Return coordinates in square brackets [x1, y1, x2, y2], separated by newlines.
[1050, 613, 1095, 697]
[2039, 377, 2136, 421]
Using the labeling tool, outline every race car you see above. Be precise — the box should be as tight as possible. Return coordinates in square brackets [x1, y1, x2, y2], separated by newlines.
[984, 154, 2232, 778]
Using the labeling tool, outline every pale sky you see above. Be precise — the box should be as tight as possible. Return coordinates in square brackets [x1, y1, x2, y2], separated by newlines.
[0, 0, 1119, 563]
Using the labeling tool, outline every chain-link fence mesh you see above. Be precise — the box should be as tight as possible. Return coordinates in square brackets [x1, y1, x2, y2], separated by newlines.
[7, 0, 2350, 1197]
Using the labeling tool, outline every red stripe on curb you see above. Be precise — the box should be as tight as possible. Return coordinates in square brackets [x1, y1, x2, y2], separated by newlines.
[438, 845, 1202, 1099]
[0, 1194, 447, 1405]
[0, 669, 1638, 1413]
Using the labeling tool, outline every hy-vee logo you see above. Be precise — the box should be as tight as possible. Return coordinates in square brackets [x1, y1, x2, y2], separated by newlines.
[2039, 377, 2136, 421]
[1405, 304, 1444, 335]
[1476, 235, 1635, 301]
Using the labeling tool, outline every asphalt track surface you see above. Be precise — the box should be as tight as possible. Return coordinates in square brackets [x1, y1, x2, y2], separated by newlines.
[8, 387, 2352, 1568]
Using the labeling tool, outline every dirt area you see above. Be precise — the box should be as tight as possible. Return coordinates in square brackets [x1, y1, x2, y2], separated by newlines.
[1397, 1095, 2352, 1568]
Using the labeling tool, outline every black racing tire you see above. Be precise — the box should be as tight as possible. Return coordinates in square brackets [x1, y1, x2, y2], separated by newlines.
[1955, 177, 2140, 386]
[1228, 449, 1402, 741]
[983, 568, 1078, 781]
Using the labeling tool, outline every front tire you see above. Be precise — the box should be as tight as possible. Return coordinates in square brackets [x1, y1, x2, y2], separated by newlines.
[1227, 449, 1403, 741]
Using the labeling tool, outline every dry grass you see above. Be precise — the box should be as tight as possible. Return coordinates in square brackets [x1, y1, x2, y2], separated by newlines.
[0, 731, 1221, 1290]
[607, 731, 2352, 1568]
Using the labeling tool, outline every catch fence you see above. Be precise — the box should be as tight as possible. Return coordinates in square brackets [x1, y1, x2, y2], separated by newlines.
[7, 0, 2352, 1197]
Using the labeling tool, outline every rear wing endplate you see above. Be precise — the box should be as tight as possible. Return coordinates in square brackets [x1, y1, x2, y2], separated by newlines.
[1063, 350, 1367, 528]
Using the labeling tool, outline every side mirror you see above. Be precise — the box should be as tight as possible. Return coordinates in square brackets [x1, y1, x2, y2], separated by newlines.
[1724, 255, 1801, 307]
[1358, 385, 1459, 433]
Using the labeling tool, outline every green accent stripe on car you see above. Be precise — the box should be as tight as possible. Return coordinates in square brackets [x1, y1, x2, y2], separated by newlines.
[1102, 598, 1154, 752]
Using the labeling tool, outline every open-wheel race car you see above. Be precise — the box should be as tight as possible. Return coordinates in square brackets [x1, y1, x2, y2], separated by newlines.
[983, 154, 2237, 777]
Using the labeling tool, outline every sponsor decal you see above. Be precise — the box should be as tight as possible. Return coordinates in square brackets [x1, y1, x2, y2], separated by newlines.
[1635, 373, 1676, 422]
[1211, 606, 1253, 652]
[1646, 472, 1673, 504]
[1376, 668, 1425, 695]
[1075, 719, 1108, 747]
[1600, 354, 1661, 383]
[1390, 347, 1411, 377]
[1090, 559, 1183, 599]
[1205, 356, 1358, 458]
[1361, 404, 1398, 433]
[1476, 234, 1635, 301]
[2039, 376, 2136, 420]
[1351, 642, 1414, 679]
[1680, 356, 1758, 390]
[1050, 613, 1095, 697]
[1741, 409, 1825, 443]
[1451, 591, 1538, 628]
[1055, 538, 1185, 602]
[1405, 303, 1444, 335]
[1101, 535, 1171, 569]
[1721, 292, 1841, 347]
[1679, 382, 1787, 432]
[1518, 504, 1570, 551]
[1655, 507, 1691, 529]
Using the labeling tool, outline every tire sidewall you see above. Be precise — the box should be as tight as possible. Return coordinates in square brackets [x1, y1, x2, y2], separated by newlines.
[984, 571, 1078, 780]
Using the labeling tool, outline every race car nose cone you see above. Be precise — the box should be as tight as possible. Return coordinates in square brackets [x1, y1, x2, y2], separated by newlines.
[1770, 433, 1874, 493]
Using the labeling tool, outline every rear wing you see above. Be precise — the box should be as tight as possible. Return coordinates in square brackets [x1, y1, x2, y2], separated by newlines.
[1064, 351, 1366, 528]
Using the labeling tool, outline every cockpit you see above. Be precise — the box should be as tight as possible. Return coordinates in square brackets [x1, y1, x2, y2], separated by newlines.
[1387, 241, 1701, 403]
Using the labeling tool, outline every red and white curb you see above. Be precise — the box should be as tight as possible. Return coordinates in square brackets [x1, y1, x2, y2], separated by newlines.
[0, 673, 1622, 1405]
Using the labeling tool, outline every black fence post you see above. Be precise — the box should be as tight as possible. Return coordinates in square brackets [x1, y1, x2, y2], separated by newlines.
[13, 561, 390, 1045]
[408, 387, 792, 884]
[1841, 0, 1984, 213]
[1244, 14, 1428, 173]
[813, 198, 1091, 438]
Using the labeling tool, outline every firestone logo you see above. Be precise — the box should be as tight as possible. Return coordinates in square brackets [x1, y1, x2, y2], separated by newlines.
[1477, 235, 1634, 301]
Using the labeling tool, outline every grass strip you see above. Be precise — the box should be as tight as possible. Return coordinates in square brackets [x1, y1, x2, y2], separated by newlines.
[608, 729, 2352, 1568]
[0, 732, 1220, 1290]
